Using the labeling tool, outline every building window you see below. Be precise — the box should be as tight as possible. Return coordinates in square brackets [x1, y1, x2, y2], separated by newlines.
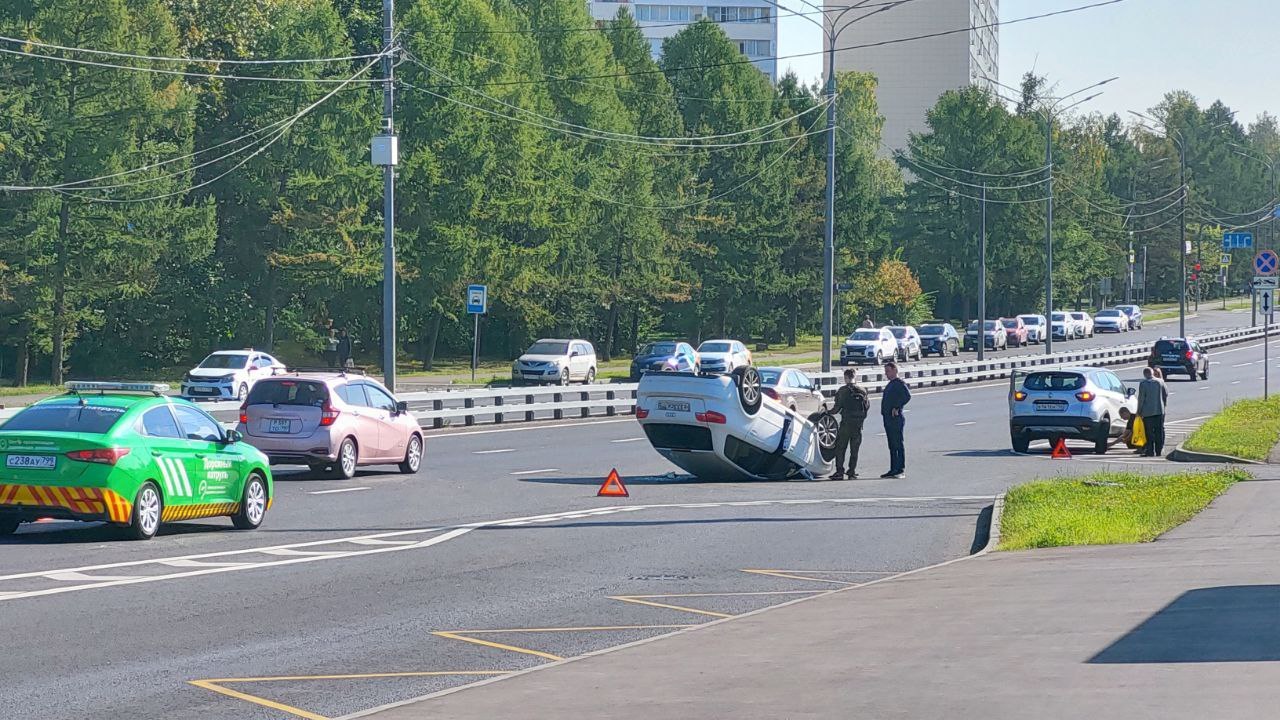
[706, 6, 771, 23]
[647, 37, 663, 57]
[737, 39, 771, 57]
[635, 4, 692, 22]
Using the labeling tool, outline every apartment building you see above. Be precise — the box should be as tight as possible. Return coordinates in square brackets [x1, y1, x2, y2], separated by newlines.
[589, 0, 779, 81]
[828, 0, 998, 152]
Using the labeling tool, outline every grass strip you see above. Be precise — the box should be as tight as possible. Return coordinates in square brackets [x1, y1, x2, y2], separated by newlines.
[999, 469, 1247, 550]
[1184, 396, 1280, 461]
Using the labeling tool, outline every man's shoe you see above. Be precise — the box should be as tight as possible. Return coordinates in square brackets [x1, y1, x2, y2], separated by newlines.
[880, 471, 895, 478]
[829, 472, 844, 481]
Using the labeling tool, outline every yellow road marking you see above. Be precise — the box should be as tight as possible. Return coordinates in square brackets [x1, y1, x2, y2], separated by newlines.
[433, 631, 565, 661]
[621, 590, 823, 599]
[200, 670, 511, 683]
[451, 624, 694, 634]
[741, 569, 860, 585]
[189, 679, 330, 720]
[607, 596, 733, 618]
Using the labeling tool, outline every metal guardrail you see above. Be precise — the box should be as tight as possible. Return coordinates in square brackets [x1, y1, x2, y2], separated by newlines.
[0, 325, 1271, 427]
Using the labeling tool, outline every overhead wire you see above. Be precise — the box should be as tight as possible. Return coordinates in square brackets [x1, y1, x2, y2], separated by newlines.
[0, 34, 381, 65]
[892, 150, 1051, 191]
[0, 44, 387, 83]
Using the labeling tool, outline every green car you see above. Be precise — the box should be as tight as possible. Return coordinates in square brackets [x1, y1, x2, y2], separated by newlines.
[0, 382, 273, 540]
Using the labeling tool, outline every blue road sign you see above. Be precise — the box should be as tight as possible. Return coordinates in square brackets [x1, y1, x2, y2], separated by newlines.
[1223, 232, 1254, 249]
[466, 284, 488, 314]
[1255, 250, 1279, 276]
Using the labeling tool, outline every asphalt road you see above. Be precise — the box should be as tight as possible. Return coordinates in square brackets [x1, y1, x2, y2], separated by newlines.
[0, 307, 1271, 720]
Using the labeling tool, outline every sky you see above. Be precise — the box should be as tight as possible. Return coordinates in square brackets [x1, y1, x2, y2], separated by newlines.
[776, 0, 1277, 128]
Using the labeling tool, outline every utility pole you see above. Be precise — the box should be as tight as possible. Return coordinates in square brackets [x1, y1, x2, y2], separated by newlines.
[375, 0, 399, 391]
[1126, 232, 1134, 304]
[978, 183, 987, 362]
[1044, 114, 1055, 356]
[820, 33, 836, 373]
[1178, 140, 1187, 338]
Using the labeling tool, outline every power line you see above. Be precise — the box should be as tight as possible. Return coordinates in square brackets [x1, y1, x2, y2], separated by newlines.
[0, 34, 381, 65]
[408, 0, 1128, 91]
[893, 149, 1051, 191]
[902, 150, 1050, 179]
[906, 171, 1053, 205]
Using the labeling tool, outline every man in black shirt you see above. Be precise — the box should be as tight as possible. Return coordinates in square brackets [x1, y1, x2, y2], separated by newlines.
[880, 361, 910, 479]
[829, 369, 870, 480]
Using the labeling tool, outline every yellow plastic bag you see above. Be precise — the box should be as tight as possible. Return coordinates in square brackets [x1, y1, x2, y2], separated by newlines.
[1131, 415, 1147, 448]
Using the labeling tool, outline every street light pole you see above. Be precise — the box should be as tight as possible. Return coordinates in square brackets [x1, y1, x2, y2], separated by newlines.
[1044, 114, 1054, 356]
[1179, 139, 1187, 338]
[979, 182, 987, 362]
[379, 0, 398, 391]
[821, 33, 836, 372]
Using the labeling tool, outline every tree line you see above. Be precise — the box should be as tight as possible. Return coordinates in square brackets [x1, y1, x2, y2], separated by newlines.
[1, 0, 1275, 386]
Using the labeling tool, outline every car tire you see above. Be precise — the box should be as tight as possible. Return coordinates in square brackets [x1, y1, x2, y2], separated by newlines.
[127, 481, 163, 541]
[399, 434, 424, 474]
[733, 366, 763, 416]
[232, 473, 268, 530]
[334, 438, 358, 479]
[951, 343, 959, 357]
[585, 367, 596, 385]
[1011, 434, 1030, 454]
[1094, 419, 1111, 455]
[236, 383, 248, 402]
[811, 412, 839, 463]
[0, 517, 19, 535]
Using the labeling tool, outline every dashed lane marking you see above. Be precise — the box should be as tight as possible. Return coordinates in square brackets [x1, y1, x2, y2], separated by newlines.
[308, 487, 370, 495]
[955, 421, 977, 426]
[509, 468, 559, 476]
[610, 438, 646, 443]
[472, 448, 515, 455]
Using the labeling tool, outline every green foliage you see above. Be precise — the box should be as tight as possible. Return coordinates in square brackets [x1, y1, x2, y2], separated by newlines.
[1185, 397, 1280, 460]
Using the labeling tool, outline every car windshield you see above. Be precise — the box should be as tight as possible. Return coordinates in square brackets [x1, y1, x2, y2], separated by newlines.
[526, 341, 568, 355]
[1001, 319, 1017, 328]
[639, 342, 677, 356]
[199, 353, 248, 369]
[969, 321, 998, 331]
[247, 380, 329, 407]
[1, 401, 127, 434]
[1071, 313, 1087, 320]
[1024, 372, 1085, 391]
[1154, 340, 1190, 353]
[1098, 310, 1122, 317]
[918, 325, 945, 336]
[1020, 316, 1042, 325]
[890, 327, 908, 338]
[758, 369, 783, 385]
[1117, 305, 1137, 313]
[699, 342, 731, 353]
[1052, 313, 1067, 321]
[851, 330, 880, 341]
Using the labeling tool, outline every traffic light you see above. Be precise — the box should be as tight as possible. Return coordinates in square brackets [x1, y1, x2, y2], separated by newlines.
[1194, 263, 1202, 273]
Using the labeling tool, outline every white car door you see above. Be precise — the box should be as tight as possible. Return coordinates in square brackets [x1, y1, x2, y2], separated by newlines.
[573, 342, 594, 380]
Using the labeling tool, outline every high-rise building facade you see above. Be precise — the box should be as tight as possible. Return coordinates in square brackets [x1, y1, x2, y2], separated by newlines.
[589, 1, 779, 81]
[828, 0, 998, 153]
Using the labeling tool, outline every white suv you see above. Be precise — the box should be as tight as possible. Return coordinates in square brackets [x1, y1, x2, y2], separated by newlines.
[182, 349, 285, 402]
[1009, 367, 1136, 454]
[512, 339, 597, 385]
[696, 339, 751, 374]
[841, 328, 897, 365]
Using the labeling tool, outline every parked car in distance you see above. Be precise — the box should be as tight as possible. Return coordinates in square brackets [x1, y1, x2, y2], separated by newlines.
[181, 349, 286, 402]
[512, 339, 597, 385]
[964, 320, 1008, 351]
[1094, 308, 1130, 333]
[759, 367, 827, 416]
[1018, 314, 1047, 344]
[1009, 367, 1137, 455]
[1149, 337, 1209, 380]
[1070, 311, 1094, 338]
[917, 323, 960, 357]
[630, 341, 698, 380]
[238, 371, 423, 479]
[888, 326, 922, 361]
[1050, 312, 1076, 341]
[696, 339, 751, 375]
[1000, 317, 1028, 347]
[1116, 304, 1144, 330]
[840, 327, 898, 365]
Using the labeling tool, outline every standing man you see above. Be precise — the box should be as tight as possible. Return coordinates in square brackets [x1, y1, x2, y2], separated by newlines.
[1136, 367, 1168, 457]
[324, 329, 340, 368]
[881, 361, 910, 478]
[829, 368, 870, 480]
[861, 316, 875, 329]
[337, 329, 354, 369]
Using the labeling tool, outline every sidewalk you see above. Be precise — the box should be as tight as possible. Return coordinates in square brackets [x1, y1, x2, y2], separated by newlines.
[356, 480, 1280, 720]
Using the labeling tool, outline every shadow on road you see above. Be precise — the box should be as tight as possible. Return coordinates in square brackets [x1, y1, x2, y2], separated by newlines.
[1090, 585, 1280, 663]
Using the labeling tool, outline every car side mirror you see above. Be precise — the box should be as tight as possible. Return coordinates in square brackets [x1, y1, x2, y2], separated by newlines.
[395, 400, 409, 415]
[570, 351, 579, 358]
[224, 429, 243, 444]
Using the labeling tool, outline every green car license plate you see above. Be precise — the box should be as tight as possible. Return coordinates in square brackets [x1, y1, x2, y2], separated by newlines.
[6, 454, 56, 470]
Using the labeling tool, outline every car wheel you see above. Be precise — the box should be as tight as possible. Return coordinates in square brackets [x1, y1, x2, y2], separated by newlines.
[334, 438, 358, 479]
[733, 366, 763, 415]
[236, 383, 248, 402]
[232, 473, 268, 530]
[1094, 419, 1111, 455]
[399, 434, 423, 474]
[127, 481, 162, 541]
[951, 343, 959, 357]
[559, 368, 570, 386]
[1011, 434, 1030, 454]
[0, 517, 19, 535]
[585, 367, 596, 385]
[811, 412, 839, 463]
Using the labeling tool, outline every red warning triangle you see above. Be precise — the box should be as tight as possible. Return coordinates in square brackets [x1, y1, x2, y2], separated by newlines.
[1051, 437, 1072, 459]
[598, 469, 629, 497]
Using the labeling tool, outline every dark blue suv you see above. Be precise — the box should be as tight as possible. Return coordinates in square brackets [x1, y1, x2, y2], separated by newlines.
[630, 341, 699, 380]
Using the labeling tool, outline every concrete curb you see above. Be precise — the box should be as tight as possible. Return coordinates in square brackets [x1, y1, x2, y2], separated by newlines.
[980, 493, 1006, 554]
[1167, 442, 1266, 465]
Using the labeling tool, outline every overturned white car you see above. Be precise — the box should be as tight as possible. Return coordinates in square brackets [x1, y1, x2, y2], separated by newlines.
[636, 367, 838, 481]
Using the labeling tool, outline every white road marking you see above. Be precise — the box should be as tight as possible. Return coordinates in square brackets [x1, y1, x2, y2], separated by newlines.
[610, 438, 646, 443]
[159, 559, 250, 569]
[510, 468, 559, 476]
[472, 448, 515, 455]
[260, 548, 346, 557]
[433, 418, 634, 438]
[953, 402, 972, 407]
[347, 537, 418, 546]
[308, 487, 371, 495]
[955, 421, 977, 427]
[1167, 415, 1211, 424]
[1233, 362, 1254, 367]
[1232, 380, 1241, 385]
[45, 570, 142, 582]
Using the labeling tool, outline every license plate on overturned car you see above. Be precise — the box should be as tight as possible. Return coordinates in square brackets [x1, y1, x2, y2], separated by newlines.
[657, 400, 691, 413]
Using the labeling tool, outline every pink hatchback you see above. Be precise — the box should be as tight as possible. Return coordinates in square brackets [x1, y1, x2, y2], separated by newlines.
[238, 371, 423, 478]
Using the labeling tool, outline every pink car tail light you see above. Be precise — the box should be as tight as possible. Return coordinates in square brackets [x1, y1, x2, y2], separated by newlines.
[319, 399, 340, 427]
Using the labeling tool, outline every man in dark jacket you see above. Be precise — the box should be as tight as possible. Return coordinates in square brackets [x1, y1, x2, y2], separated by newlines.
[829, 368, 870, 480]
[1136, 367, 1168, 456]
[337, 329, 354, 369]
[880, 361, 911, 478]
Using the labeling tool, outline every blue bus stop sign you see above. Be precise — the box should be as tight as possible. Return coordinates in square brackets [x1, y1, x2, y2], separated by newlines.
[466, 284, 488, 314]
